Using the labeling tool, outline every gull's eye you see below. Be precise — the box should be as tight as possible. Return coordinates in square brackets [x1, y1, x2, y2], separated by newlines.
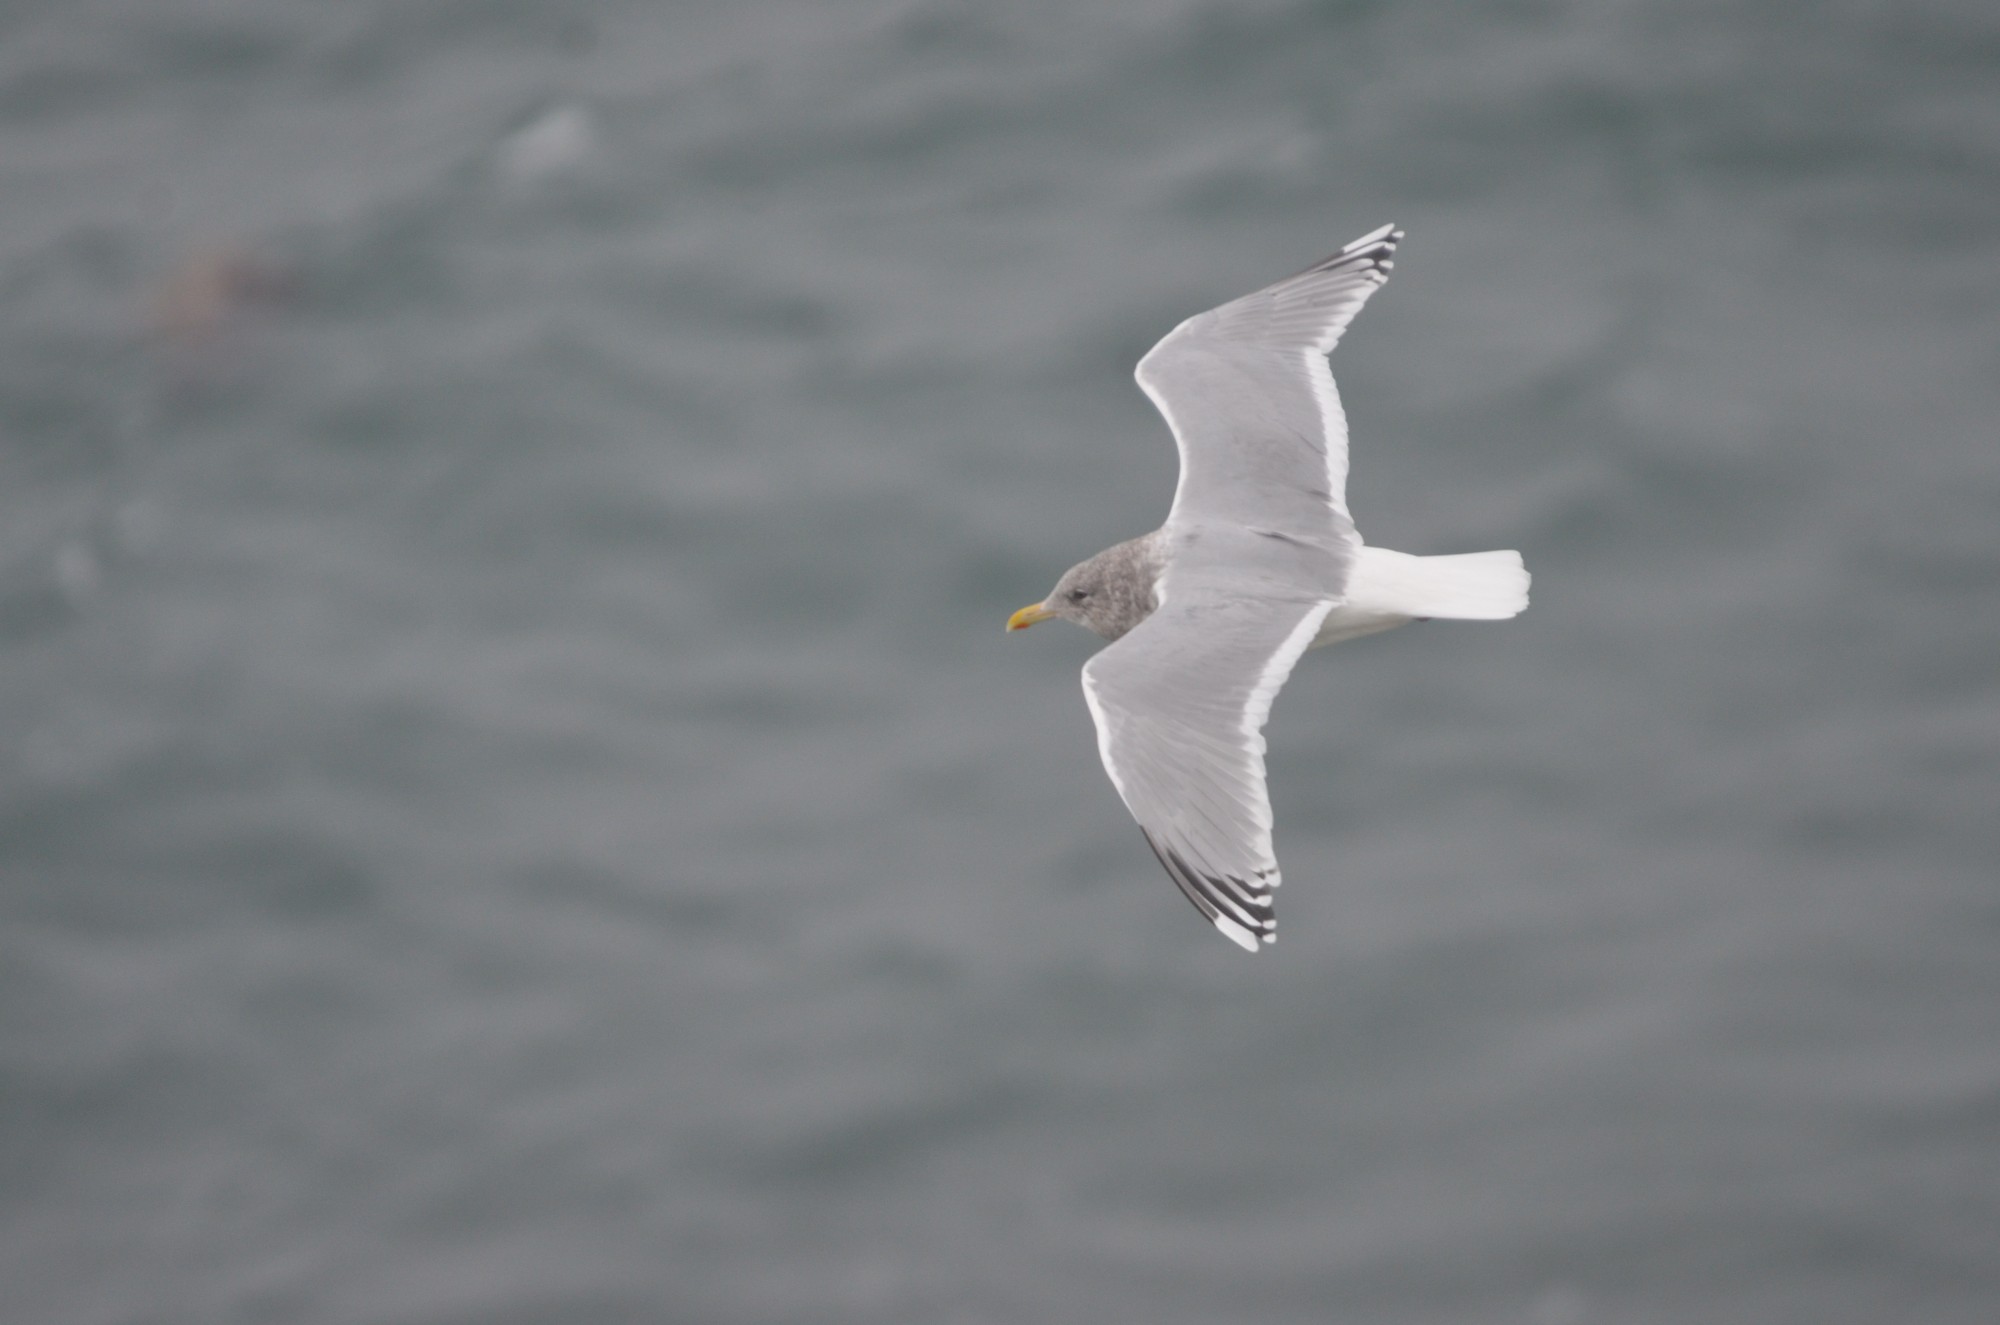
[1066, 588, 1089, 603]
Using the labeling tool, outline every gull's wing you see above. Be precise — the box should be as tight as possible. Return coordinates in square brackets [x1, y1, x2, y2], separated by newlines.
[1081, 584, 1337, 952]
[1134, 223, 1401, 549]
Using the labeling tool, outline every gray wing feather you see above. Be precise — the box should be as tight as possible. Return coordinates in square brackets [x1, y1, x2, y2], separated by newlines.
[1081, 590, 1337, 951]
[1134, 224, 1401, 549]
[1081, 225, 1402, 950]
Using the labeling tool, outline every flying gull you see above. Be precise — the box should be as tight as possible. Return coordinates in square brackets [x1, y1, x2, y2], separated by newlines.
[1006, 225, 1528, 952]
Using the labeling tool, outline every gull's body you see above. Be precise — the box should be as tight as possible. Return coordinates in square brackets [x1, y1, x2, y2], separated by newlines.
[1007, 225, 1528, 952]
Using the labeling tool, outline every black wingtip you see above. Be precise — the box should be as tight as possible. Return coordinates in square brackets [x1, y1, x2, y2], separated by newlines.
[1140, 829, 1276, 952]
[1301, 224, 1402, 284]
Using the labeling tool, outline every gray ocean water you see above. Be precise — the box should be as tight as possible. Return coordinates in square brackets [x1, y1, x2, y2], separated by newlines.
[4, 2, 1998, 1321]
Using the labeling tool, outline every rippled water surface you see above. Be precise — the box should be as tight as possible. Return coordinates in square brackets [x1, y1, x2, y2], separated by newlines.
[4, 2, 1998, 1321]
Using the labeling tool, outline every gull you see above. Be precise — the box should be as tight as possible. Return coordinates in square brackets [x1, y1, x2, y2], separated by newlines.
[1006, 225, 1528, 952]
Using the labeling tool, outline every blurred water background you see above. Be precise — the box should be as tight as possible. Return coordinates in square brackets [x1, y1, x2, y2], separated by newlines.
[4, 1, 1998, 1321]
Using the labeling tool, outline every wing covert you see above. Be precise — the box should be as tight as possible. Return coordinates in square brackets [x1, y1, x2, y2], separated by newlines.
[1080, 591, 1335, 951]
[1134, 224, 1401, 544]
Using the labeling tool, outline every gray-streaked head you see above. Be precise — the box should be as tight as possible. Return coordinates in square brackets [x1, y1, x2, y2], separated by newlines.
[1006, 534, 1162, 642]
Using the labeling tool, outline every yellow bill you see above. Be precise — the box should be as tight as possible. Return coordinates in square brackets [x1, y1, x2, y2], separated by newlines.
[1006, 602, 1056, 631]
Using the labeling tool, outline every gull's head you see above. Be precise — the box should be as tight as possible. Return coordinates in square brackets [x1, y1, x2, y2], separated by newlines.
[1006, 540, 1159, 642]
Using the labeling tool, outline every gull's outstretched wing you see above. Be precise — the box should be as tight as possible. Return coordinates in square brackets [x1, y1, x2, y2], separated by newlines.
[1081, 583, 1337, 951]
[1134, 223, 1401, 551]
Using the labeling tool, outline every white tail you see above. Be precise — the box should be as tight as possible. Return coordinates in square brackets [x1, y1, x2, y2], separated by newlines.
[1312, 546, 1529, 648]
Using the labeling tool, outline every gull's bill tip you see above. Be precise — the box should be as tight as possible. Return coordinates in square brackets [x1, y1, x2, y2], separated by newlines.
[1007, 602, 1056, 632]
